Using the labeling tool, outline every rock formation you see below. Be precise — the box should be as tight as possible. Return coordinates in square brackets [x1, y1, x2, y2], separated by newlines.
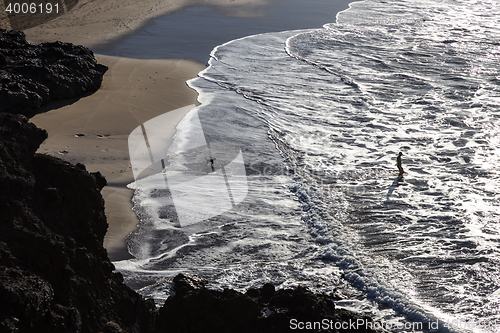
[0, 113, 384, 332]
[0, 112, 156, 332]
[0, 30, 383, 333]
[160, 273, 383, 333]
[0, 29, 107, 115]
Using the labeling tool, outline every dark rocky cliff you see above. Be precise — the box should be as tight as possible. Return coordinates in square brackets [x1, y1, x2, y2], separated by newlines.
[0, 30, 382, 333]
[0, 29, 107, 114]
[0, 114, 383, 333]
[0, 112, 157, 332]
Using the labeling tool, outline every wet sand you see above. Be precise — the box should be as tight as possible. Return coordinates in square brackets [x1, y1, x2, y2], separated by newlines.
[5, 0, 351, 261]
[1, 0, 273, 47]
[31, 55, 204, 260]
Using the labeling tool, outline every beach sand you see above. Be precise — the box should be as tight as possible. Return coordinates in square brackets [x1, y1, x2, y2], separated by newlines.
[0, 0, 273, 47]
[3, 0, 350, 262]
[0, 0, 274, 262]
[0, 0, 274, 261]
[31, 55, 205, 260]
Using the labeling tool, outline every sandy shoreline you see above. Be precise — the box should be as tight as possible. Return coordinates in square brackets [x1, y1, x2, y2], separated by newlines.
[31, 55, 205, 260]
[0, 0, 274, 47]
[0, 0, 273, 262]
[3, 0, 351, 262]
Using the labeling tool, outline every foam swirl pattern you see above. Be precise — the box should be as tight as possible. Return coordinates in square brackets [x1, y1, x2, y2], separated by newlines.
[120, 0, 500, 331]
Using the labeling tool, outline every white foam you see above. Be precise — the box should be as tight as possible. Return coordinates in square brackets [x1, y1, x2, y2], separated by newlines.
[120, 1, 500, 330]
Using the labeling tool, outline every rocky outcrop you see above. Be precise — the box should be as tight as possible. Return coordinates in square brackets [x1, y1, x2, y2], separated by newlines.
[0, 113, 156, 333]
[0, 30, 382, 332]
[0, 112, 384, 333]
[0, 29, 107, 114]
[160, 273, 383, 333]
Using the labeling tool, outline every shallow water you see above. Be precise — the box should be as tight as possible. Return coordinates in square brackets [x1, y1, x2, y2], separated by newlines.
[117, 0, 500, 331]
[94, 0, 352, 63]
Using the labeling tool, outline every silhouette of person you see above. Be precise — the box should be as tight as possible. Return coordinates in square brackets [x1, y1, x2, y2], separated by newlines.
[209, 158, 216, 172]
[397, 152, 404, 176]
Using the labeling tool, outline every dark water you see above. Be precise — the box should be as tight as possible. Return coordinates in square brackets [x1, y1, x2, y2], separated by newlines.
[94, 0, 351, 63]
[115, 0, 500, 332]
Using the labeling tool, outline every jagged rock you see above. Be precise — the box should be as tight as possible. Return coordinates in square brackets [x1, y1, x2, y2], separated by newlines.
[0, 112, 384, 333]
[0, 113, 156, 333]
[159, 274, 384, 333]
[0, 34, 384, 332]
[172, 273, 207, 297]
[0, 29, 107, 115]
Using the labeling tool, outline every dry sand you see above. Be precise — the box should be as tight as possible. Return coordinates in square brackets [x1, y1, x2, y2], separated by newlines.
[31, 55, 205, 260]
[1, 0, 273, 261]
[0, 0, 273, 47]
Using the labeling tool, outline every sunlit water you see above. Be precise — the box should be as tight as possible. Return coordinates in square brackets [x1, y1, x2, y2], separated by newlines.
[116, 0, 500, 331]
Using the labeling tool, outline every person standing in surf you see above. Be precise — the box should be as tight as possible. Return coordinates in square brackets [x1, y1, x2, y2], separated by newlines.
[397, 152, 404, 176]
[209, 158, 216, 172]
